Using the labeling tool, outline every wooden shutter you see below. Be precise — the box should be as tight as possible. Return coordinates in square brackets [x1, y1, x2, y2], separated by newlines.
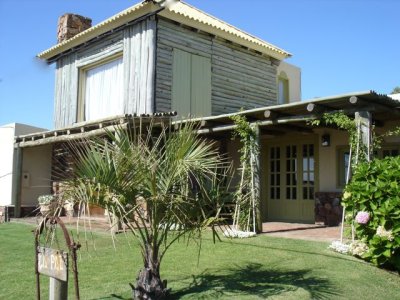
[172, 49, 191, 117]
[172, 49, 211, 118]
[191, 54, 211, 117]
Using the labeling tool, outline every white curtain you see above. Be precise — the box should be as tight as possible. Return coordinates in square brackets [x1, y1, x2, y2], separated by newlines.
[123, 18, 156, 114]
[85, 57, 124, 121]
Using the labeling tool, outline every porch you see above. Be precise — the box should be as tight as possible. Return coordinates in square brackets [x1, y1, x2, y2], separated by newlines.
[11, 90, 400, 226]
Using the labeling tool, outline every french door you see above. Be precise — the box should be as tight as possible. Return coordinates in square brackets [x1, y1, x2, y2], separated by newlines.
[265, 139, 317, 223]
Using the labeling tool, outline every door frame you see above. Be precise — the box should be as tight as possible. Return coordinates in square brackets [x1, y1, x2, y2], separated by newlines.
[261, 134, 319, 223]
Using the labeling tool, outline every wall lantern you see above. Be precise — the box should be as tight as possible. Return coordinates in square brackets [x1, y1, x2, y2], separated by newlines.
[321, 134, 331, 147]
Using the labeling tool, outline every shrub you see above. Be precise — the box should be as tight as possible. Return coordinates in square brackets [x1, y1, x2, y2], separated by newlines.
[343, 156, 400, 271]
[37, 194, 55, 205]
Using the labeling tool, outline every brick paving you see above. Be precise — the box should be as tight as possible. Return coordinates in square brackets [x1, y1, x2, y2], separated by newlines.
[262, 222, 342, 242]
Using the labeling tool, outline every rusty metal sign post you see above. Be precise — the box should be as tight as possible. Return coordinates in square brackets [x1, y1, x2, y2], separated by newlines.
[34, 216, 81, 300]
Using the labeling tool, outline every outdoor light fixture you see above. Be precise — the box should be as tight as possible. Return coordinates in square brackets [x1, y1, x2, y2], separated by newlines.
[321, 134, 331, 147]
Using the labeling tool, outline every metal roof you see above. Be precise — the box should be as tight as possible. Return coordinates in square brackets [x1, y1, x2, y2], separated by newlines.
[178, 90, 400, 135]
[37, 1, 291, 62]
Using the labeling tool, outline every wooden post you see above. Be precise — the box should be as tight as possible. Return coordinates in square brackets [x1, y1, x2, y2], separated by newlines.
[251, 124, 262, 233]
[355, 111, 372, 161]
[49, 278, 68, 300]
[12, 147, 23, 218]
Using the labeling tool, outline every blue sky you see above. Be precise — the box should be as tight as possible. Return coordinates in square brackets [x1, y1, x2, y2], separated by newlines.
[0, 0, 399, 130]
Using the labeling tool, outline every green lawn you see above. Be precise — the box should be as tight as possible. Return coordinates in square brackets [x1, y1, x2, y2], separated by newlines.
[1, 222, 399, 299]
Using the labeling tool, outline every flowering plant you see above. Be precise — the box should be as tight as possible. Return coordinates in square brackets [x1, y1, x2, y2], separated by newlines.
[342, 157, 400, 271]
[223, 229, 256, 239]
[350, 240, 369, 257]
[355, 211, 370, 224]
[328, 241, 350, 254]
[38, 194, 55, 205]
[376, 226, 394, 241]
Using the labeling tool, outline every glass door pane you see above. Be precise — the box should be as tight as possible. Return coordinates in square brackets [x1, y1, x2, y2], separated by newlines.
[269, 146, 281, 200]
[285, 145, 297, 200]
[302, 144, 314, 200]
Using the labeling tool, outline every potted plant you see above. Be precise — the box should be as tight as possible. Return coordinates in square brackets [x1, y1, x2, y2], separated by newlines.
[63, 199, 75, 217]
[38, 194, 56, 216]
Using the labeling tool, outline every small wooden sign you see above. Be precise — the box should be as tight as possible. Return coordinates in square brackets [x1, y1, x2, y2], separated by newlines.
[37, 247, 68, 282]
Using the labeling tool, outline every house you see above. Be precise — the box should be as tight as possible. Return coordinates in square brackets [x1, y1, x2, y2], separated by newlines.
[0, 123, 51, 220]
[8, 0, 299, 215]
[7, 0, 400, 227]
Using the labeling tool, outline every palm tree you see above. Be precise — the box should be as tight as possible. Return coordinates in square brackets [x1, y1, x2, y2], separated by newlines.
[62, 119, 228, 299]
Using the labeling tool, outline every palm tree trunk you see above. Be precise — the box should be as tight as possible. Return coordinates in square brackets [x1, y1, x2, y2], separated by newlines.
[132, 243, 169, 300]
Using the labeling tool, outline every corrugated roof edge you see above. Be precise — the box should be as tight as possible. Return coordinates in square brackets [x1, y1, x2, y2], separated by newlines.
[37, 0, 291, 61]
[165, 1, 290, 57]
[37, 1, 151, 60]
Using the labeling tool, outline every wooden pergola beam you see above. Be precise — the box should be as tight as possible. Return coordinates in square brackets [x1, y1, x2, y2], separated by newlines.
[264, 110, 280, 119]
[16, 123, 129, 148]
[277, 124, 314, 134]
[259, 128, 286, 136]
[349, 96, 400, 117]
[306, 103, 329, 114]
[197, 115, 317, 135]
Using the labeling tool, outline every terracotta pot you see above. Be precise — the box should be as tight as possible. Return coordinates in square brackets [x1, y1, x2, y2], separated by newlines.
[63, 202, 75, 217]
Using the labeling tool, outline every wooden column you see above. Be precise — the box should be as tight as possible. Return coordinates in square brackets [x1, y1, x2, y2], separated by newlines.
[251, 124, 262, 233]
[49, 277, 68, 300]
[355, 111, 372, 161]
[12, 147, 23, 218]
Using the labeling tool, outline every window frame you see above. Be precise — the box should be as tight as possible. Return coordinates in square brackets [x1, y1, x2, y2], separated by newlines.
[77, 51, 124, 122]
[336, 146, 350, 188]
[336, 143, 400, 188]
[277, 71, 289, 104]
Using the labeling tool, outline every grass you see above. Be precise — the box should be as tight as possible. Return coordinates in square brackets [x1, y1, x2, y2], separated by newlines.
[0, 222, 399, 299]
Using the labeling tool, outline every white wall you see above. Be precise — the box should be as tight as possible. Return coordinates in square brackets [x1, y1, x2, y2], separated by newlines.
[0, 123, 48, 207]
[21, 145, 53, 206]
[0, 124, 16, 206]
[277, 61, 302, 103]
[315, 128, 349, 192]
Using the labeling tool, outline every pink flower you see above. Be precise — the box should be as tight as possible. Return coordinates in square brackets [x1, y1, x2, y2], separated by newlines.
[355, 211, 370, 224]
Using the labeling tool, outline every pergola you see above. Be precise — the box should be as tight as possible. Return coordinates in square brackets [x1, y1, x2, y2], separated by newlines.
[12, 90, 400, 221]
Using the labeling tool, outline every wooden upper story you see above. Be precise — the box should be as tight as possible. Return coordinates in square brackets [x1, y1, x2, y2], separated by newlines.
[38, 1, 300, 129]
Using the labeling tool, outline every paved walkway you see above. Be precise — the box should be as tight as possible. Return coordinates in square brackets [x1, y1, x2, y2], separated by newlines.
[10, 217, 342, 243]
[262, 222, 341, 242]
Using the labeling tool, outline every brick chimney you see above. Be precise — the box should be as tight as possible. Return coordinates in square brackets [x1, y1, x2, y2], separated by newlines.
[57, 13, 92, 43]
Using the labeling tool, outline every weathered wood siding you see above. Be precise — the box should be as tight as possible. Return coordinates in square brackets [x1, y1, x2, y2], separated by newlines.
[54, 53, 79, 128]
[155, 18, 278, 115]
[54, 18, 156, 129]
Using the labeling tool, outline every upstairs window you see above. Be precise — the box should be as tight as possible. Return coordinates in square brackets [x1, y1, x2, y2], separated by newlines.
[172, 49, 211, 118]
[278, 71, 289, 104]
[79, 56, 124, 122]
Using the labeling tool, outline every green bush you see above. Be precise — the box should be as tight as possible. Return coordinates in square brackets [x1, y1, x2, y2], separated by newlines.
[343, 156, 400, 271]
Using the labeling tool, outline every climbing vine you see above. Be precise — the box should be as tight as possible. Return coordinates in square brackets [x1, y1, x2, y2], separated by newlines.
[311, 112, 368, 167]
[230, 114, 259, 233]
